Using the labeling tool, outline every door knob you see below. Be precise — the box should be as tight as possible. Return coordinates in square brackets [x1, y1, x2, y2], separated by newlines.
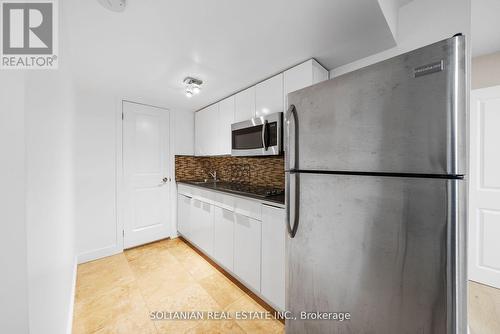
[158, 177, 169, 186]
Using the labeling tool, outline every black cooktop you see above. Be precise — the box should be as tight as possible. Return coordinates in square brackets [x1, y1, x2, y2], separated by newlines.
[182, 181, 285, 204]
[214, 182, 284, 198]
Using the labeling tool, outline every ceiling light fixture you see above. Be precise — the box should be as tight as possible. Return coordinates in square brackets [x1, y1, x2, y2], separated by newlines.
[183, 77, 203, 98]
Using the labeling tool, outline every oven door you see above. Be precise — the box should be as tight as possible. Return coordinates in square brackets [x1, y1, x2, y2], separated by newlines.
[231, 112, 282, 156]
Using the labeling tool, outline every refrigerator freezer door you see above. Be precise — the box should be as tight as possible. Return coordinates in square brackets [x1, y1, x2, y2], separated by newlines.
[286, 173, 466, 334]
[286, 36, 466, 175]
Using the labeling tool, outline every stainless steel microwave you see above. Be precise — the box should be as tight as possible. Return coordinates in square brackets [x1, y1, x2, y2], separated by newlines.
[231, 112, 282, 156]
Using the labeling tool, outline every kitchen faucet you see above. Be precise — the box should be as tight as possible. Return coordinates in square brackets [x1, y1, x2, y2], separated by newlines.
[208, 170, 217, 181]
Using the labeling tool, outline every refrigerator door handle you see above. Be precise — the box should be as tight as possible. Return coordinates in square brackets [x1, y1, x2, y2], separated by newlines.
[286, 104, 300, 238]
[286, 172, 300, 238]
[285, 104, 298, 171]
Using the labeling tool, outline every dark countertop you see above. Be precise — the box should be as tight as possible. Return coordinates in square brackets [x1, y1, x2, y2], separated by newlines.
[177, 180, 285, 206]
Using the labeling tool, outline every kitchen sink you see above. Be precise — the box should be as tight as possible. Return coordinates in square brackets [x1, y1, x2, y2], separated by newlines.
[187, 180, 221, 185]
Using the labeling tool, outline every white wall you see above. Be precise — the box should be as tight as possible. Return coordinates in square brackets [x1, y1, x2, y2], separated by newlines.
[170, 108, 194, 238]
[74, 88, 120, 262]
[0, 49, 76, 334]
[0, 2, 77, 332]
[0, 73, 29, 334]
[22, 2, 77, 330]
[472, 51, 500, 89]
[24, 67, 76, 334]
[75, 89, 194, 262]
[331, 0, 471, 77]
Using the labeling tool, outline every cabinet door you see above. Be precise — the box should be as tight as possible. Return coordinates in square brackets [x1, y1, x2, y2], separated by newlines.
[311, 59, 329, 84]
[218, 96, 234, 155]
[177, 194, 192, 238]
[255, 74, 283, 117]
[234, 86, 256, 122]
[284, 59, 328, 109]
[190, 198, 203, 246]
[195, 104, 219, 156]
[197, 201, 214, 255]
[195, 108, 208, 156]
[234, 213, 261, 292]
[214, 207, 235, 271]
[261, 205, 286, 310]
[205, 104, 219, 155]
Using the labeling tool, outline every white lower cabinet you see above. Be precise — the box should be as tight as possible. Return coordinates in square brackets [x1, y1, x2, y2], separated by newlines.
[214, 207, 235, 271]
[198, 201, 214, 255]
[177, 194, 192, 238]
[234, 213, 262, 292]
[189, 198, 203, 248]
[177, 186, 285, 310]
[261, 205, 286, 310]
[190, 198, 214, 255]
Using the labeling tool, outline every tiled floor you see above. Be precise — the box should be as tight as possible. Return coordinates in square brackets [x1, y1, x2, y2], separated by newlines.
[73, 238, 284, 334]
[73, 238, 500, 334]
[469, 281, 500, 334]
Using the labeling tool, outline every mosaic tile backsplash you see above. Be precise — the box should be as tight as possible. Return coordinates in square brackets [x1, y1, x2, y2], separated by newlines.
[175, 155, 285, 189]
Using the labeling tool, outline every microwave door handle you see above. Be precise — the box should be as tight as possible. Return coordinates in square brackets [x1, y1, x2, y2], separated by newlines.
[261, 120, 269, 151]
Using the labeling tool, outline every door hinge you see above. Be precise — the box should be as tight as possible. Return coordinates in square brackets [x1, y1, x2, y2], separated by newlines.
[122, 230, 125, 237]
[122, 112, 124, 120]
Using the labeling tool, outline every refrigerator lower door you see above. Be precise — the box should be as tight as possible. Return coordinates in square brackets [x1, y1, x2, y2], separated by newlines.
[286, 173, 466, 334]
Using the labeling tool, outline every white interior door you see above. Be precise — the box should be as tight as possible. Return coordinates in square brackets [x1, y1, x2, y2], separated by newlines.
[123, 101, 171, 248]
[469, 86, 500, 289]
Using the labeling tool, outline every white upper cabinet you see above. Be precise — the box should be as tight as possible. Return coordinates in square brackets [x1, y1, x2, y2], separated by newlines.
[194, 108, 207, 156]
[234, 86, 256, 122]
[195, 104, 218, 156]
[218, 96, 234, 155]
[255, 73, 283, 118]
[194, 59, 327, 156]
[284, 59, 328, 107]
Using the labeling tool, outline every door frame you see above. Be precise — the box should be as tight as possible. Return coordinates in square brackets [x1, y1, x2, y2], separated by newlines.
[468, 85, 500, 288]
[116, 99, 175, 252]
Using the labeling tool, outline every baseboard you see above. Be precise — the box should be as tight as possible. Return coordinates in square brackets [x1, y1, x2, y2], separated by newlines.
[67, 256, 77, 334]
[77, 244, 122, 264]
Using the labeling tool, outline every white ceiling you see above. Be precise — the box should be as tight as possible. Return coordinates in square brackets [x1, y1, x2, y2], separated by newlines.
[472, 0, 500, 57]
[66, 0, 397, 111]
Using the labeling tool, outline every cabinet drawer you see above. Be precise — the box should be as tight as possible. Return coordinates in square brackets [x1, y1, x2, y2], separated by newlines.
[178, 184, 214, 204]
[190, 187, 214, 204]
[177, 184, 193, 197]
[213, 192, 261, 221]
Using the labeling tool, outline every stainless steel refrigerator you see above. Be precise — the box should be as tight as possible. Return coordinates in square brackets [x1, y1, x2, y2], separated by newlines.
[284, 35, 467, 333]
